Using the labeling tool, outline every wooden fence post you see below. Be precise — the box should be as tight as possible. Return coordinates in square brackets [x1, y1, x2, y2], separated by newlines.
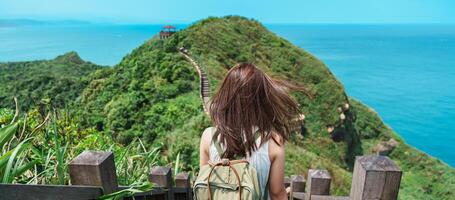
[284, 176, 291, 189]
[150, 166, 174, 200]
[350, 155, 402, 200]
[69, 151, 118, 194]
[290, 175, 305, 199]
[306, 169, 331, 200]
[175, 172, 192, 200]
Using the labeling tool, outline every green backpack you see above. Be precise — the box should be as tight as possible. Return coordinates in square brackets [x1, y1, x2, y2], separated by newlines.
[193, 129, 262, 200]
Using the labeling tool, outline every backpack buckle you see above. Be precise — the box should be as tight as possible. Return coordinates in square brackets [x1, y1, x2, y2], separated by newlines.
[220, 158, 230, 166]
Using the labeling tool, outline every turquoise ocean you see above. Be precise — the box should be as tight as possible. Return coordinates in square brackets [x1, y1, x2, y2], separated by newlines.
[1, 23, 454, 167]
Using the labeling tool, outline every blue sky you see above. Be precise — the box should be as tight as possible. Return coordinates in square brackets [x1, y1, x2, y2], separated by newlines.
[0, 0, 454, 24]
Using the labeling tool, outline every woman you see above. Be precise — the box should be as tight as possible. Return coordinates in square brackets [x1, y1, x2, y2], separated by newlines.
[199, 63, 304, 200]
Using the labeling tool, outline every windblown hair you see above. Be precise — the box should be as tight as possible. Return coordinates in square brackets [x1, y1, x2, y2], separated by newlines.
[209, 63, 306, 159]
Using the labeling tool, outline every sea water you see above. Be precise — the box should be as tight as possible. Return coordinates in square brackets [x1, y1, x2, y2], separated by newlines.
[1, 23, 454, 167]
[0, 24, 166, 65]
[271, 24, 455, 167]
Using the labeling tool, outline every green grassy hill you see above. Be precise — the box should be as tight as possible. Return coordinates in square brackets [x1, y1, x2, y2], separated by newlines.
[0, 52, 103, 110]
[1, 16, 454, 199]
[79, 16, 455, 199]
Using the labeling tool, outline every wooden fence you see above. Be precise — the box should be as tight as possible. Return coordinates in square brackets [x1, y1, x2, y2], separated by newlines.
[0, 150, 402, 200]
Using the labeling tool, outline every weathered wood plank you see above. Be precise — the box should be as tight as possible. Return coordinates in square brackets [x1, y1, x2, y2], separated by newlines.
[350, 155, 402, 200]
[293, 192, 349, 200]
[149, 166, 174, 200]
[120, 186, 166, 200]
[290, 175, 305, 200]
[284, 176, 291, 189]
[69, 150, 119, 194]
[0, 183, 102, 200]
[291, 175, 306, 192]
[306, 169, 331, 200]
[175, 172, 192, 200]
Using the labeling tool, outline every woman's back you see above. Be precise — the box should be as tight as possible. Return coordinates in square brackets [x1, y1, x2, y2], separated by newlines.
[198, 63, 306, 200]
[206, 127, 271, 199]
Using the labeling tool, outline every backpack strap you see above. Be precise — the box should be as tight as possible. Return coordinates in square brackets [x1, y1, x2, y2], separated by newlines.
[211, 129, 224, 158]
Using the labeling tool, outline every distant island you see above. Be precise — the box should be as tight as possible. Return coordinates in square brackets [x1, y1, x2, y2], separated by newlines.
[0, 19, 91, 27]
[0, 16, 454, 199]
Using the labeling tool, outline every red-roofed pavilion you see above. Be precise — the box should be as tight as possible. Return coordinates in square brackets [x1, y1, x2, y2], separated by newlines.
[160, 25, 177, 39]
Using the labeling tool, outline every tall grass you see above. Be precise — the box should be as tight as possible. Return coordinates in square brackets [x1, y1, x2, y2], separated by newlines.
[0, 116, 36, 183]
[0, 102, 163, 186]
[115, 138, 161, 185]
[2, 137, 34, 183]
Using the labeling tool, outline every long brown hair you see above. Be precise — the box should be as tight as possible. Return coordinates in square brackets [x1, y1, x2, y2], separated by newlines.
[209, 63, 305, 159]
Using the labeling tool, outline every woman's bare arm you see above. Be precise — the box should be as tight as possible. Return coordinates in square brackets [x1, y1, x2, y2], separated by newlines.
[268, 135, 288, 200]
[199, 127, 212, 167]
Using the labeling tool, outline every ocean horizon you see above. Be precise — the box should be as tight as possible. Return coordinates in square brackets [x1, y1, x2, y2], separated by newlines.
[1, 22, 454, 167]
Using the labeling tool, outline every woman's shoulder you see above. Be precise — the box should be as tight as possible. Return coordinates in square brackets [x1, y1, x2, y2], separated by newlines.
[200, 126, 216, 149]
[202, 126, 216, 139]
[204, 126, 217, 133]
[268, 132, 285, 161]
[269, 132, 285, 146]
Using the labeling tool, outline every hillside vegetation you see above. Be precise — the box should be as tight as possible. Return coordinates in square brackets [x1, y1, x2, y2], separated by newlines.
[0, 52, 103, 111]
[0, 16, 454, 199]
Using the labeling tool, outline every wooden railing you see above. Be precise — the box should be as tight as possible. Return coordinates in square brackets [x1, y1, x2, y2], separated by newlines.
[289, 155, 402, 200]
[0, 151, 402, 200]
